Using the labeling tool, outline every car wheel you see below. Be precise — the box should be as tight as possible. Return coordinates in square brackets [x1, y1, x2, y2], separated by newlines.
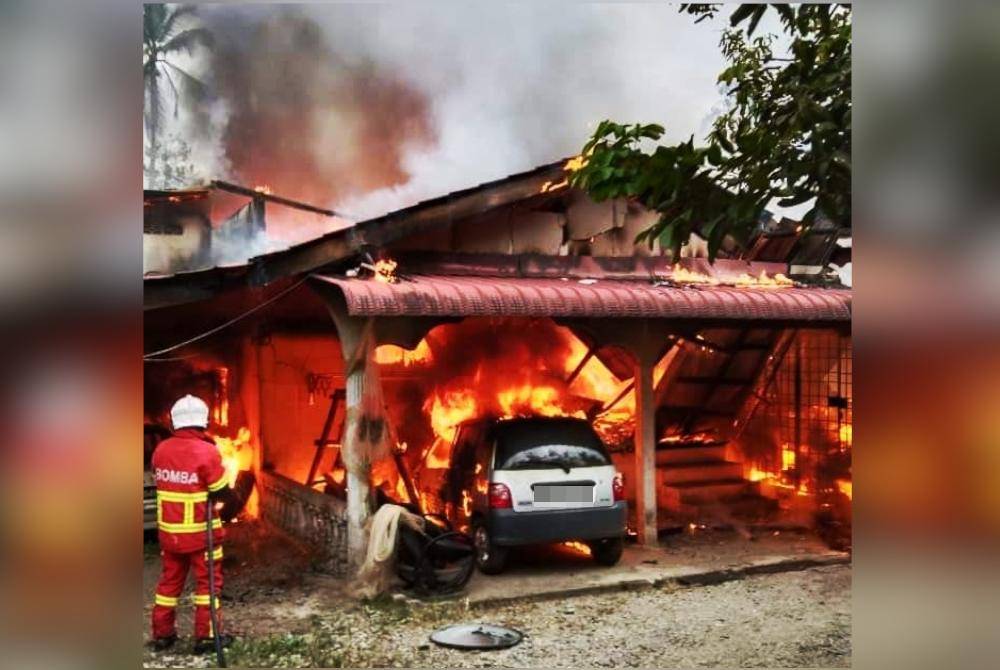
[473, 524, 508, 574]
[589, 537, 624, 566]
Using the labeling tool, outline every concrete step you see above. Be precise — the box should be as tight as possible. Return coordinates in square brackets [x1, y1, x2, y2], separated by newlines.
[656, 444, 728, 465]
[666, 478, 755, 504]
[658, 460, 744, 485]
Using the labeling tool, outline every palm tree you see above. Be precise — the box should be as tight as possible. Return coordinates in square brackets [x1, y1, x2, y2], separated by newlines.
[143, 4, 212, 148]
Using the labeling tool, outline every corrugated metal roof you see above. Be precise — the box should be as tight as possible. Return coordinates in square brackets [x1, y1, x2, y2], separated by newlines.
[144, 159, 568, 285]
[312, 274, 851, 321]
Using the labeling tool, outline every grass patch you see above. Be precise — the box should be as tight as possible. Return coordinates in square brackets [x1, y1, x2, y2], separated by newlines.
[361, 593, 412, 622]
[227, 631, 345, 668]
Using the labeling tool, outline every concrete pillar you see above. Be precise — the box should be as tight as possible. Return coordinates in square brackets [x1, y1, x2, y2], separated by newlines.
[634, 342, 658, 545]
[317, 289, 376, 573]
[344, 359, 371, 567]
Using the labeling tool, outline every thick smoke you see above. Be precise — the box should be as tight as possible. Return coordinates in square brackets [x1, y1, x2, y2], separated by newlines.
[168, 4, 742, 231]
[199, 8, 435, 208]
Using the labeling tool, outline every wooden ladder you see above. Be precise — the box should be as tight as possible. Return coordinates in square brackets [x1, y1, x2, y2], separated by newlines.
[305, 389, 346, 487]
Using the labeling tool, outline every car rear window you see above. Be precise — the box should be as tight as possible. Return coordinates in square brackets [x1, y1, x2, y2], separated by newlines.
[493, 419, 610, 470]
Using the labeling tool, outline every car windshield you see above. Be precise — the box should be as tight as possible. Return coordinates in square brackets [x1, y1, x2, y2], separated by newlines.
[493, 418, 610, 471]
[499, 444, 610, 470]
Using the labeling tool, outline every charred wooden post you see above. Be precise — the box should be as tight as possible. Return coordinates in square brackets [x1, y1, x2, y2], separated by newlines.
[573, 318, 664, 545]
[793, 335, 803, 489]
[633, 325, 659, 546]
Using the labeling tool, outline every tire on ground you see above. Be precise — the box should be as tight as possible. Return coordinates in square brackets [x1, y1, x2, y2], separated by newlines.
[473, 524, 509, 574]
[589, 536, 624, 566]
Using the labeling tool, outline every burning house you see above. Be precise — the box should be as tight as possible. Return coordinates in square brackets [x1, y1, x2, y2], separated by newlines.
[144, 158, 852, 576]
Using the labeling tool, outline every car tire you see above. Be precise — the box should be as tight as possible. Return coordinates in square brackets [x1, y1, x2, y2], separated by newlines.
[473, 524, 508, 574]
[589, 537, 624, 566]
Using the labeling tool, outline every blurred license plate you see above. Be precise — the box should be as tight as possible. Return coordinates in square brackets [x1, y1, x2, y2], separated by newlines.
[533, 484, 593, 503]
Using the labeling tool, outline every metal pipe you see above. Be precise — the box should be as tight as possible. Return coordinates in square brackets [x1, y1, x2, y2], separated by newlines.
[793, 336, 802, 489]
[205, 498, 226, 667]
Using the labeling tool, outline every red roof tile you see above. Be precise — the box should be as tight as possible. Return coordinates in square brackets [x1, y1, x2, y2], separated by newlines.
[312, 274, 851, 321]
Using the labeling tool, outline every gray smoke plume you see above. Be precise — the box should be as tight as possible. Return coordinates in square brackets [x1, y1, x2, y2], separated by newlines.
[163, 4, 741, 239]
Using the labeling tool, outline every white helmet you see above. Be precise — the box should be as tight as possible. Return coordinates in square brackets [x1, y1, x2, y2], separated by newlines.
[170, 394, 210, 430]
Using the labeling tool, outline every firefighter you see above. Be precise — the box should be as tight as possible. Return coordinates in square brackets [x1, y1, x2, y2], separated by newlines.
[149, 394, 234, 653]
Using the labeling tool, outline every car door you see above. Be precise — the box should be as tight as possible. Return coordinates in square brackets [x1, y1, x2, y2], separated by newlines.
[447, 422, 481, 531]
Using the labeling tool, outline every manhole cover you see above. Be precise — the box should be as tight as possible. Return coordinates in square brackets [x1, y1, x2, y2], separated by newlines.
[429, 623, 523, 650]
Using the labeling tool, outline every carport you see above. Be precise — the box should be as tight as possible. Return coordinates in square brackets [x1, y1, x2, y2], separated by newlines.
[308, 258, 850, 554]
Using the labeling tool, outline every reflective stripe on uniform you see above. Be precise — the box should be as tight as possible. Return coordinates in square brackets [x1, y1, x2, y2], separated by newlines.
[156, 491, 213, 530]
[207, 474, 229, 492]
[192, 594, 220, 607]
[157, 490, 208, 503]
[155, 593, 179, 607]
[204, 546, 223, 560]
[157, 517, 223, 534]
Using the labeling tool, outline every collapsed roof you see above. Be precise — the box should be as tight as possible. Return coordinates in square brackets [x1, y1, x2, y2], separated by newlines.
[144, 158, 851, 323]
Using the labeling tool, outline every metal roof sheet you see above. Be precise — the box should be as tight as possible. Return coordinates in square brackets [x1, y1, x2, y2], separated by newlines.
[312, 274, 851, 321]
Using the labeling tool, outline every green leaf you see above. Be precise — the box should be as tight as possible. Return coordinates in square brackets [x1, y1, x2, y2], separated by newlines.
[746, 5, 767, 37]
[569, 1, 851, 259]
[729, 4, 757, 28]
[773, 3, 795, 28]
[707, 217, 727, 262]
[706, 143, 723, 166]
[778, 190, 815, 207]
[657, 223, 674, 253]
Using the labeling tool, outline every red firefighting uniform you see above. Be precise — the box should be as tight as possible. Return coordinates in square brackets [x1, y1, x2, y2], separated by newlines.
[151, 427, 229, 641]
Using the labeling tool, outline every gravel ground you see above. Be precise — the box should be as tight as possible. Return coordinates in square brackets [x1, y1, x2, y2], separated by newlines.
[143, 563, 850, 668]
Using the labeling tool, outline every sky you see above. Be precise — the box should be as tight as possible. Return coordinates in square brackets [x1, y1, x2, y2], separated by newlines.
[151, 3, 792, 239]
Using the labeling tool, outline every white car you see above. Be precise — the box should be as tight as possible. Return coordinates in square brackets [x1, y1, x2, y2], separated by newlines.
[445, 416, 627, 574]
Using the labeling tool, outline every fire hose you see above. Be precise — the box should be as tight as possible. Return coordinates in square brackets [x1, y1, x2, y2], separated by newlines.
[205, 493, 226, 668]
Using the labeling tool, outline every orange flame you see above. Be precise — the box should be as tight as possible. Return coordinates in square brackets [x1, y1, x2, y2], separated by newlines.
[424, 389, 479, 448]
[836, 479, 852, 499]
[668, 264, 794, 288]
[540, 178, 569, 193]
[423, 382, 595, 468]
[659, 432, 717, 445]
[417, 324, 676, 469]
[497, 385, 568, 418]
[733, 270, 794, 288]
[781, 444, 797, 471]
[373, 258, 398, 284]
[213, 367, 229, 427]
[671, 264, 720, 285]
[562, 336, 621, 401]
[253, 184, 272, 195]
[562, 541, 592, 556]
[460, 489, 473, 518]
[212, 427, 253, 488]
[564, 153, 590, 173]
[375, 340, 433, 367]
